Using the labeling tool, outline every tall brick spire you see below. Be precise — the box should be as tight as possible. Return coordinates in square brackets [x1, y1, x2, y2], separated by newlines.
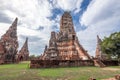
[49, 31, 57, 47]
[0, 17, 18, 63]
[95, 35, 108, 60]
[60, 12, 75, 34]
[1, 17, 18, 49]
[95, 35, 102, 58]
[1, 17, 18, 42]
[42, 31, 59, 60]
[21, 37, 28, 51]
[18, 37, 29, 61]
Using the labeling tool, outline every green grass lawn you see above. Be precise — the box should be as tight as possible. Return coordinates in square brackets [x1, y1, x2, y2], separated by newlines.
[0, 61, 120, 80]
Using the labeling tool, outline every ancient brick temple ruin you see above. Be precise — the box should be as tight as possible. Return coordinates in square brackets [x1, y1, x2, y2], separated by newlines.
[41, 12, 91, 60]
[95, 35, 107, 60]
[30, 12, 93, 68]
[0, 18, 30, 64]
[95, 35, 102, 59]
[0, 18, 18, 64]
[17, 38, 29, 61]
[94, 35, 118, 67]
[93, 35, 107, 67]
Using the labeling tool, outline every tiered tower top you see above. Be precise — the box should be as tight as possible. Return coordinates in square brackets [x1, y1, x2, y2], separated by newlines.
[60, 12, 75, 35]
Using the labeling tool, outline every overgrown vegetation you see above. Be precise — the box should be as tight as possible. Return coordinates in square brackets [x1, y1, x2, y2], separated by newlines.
[101, 32, 120, 60]
[29, 55, 39, 60]
[0, 61, 120, 80]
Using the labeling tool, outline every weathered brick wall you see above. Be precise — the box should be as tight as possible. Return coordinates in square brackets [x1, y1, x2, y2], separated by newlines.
[102, 60, 119, 66]
[30, 60, 94, 68]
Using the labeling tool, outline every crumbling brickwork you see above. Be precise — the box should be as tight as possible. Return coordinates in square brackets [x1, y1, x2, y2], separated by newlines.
[0, 18, 18, 64]
[41, 12, 91, 60]
[17, 38, 29, 61]
[95, 35, 108, 60]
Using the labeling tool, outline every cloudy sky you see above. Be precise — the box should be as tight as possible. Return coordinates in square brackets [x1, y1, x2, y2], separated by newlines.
[0, 0, 120, 56]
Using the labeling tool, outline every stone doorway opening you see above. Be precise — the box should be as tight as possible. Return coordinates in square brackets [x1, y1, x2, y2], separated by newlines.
[20, 56, 23, 61]
[72, 35, 75, 40]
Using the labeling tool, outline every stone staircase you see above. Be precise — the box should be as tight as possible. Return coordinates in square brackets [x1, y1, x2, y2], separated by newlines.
[94, 59, 106, 67]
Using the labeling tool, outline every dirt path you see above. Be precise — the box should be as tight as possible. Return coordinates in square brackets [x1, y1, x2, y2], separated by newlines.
[102, 77, 116, 80]
[102, 67, 120, 71]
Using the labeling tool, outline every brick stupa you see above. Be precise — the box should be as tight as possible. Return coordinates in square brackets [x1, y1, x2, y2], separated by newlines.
[0, 18, 18, 63]
[95, 35, 107, 60]
[41, 12, 91, 60]
[18, 38, 29, 61]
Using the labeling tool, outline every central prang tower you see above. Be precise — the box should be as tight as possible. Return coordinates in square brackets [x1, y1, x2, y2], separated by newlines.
[60, 12, 75, 35]
[41, 12, 91, 60]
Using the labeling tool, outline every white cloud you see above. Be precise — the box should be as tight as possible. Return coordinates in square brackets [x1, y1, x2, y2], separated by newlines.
[0, 0, 54, 29]
[52, 0, 83, 13]
[78, 0, 120, 56]
[81, 0, 120, 27]
[0, 0, 55, 55]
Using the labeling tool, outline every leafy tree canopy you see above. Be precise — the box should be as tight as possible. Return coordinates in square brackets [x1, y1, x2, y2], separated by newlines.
[101, 32, 120, 60]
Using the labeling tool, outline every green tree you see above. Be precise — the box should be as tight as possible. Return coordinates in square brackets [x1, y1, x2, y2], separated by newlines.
[29, 55, 36, 60]
[101, 32, 120, 60]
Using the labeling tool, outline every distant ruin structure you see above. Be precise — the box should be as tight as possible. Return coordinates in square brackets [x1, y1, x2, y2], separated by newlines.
[95, 35, 108, 60]
[17, 38, 29, 61]
[0, 18, 30, 64]
[0, 18, 18, 64]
